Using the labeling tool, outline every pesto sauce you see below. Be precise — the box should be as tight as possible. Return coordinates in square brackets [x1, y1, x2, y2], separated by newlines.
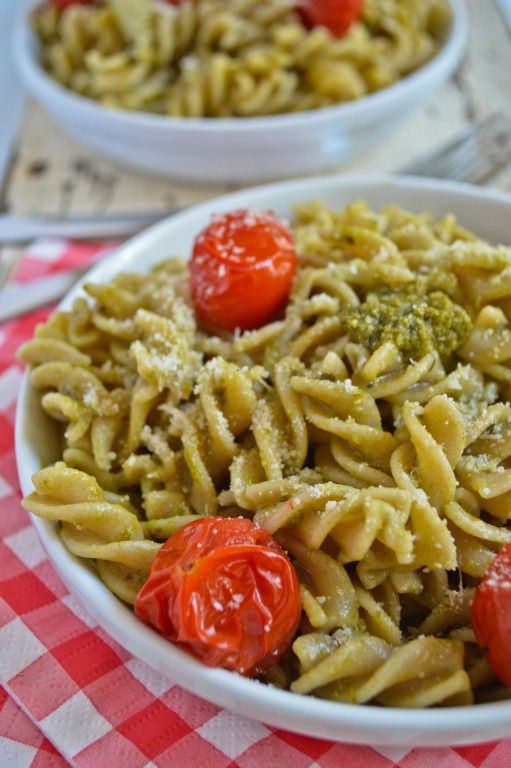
[340, 281, 472, 360]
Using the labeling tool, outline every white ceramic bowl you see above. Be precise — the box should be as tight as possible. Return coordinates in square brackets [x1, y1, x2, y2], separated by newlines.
[13, 1, 467, 182]
[15, 174, 511, 747]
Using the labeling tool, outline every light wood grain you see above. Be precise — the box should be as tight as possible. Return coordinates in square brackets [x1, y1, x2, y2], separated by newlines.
[2, 0, 511, 282]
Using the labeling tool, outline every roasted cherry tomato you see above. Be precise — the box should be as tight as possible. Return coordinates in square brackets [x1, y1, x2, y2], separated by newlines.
[51, 0, 94, 9]
[188, 209, 297, 332]
[297, 0, 364, 37]
[134, 517, 302, 676]
[471, 543, 511, 687]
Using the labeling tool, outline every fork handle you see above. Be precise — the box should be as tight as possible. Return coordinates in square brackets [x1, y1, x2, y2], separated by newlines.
[0, 209, 178, 244]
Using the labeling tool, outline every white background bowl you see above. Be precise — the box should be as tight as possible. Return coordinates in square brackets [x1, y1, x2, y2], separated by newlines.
[13, 0, 467, 182]
[16, 174, 511, 747]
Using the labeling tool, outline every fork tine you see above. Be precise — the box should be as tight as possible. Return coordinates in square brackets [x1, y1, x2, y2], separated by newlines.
[400, 112, 511, 183]
[434, 145, 491, 183]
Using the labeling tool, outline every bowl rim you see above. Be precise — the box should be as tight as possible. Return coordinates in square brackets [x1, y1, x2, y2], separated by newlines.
[14, 0, 468, 133]
[15, 173, 511, 747]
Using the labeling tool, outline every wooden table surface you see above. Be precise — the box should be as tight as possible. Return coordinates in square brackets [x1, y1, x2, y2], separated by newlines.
[1, 0, 511, 284]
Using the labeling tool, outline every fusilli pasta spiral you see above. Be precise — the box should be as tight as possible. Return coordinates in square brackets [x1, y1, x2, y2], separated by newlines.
[33, 0, 451, 117]
[19, 198, 511, 708]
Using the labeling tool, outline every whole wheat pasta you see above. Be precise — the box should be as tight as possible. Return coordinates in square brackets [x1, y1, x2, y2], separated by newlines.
[33, 0, 451, 117]
[19, 198, 511, 708]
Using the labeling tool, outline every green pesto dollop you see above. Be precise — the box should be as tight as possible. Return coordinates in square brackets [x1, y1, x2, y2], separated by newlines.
[340, 281, 472, 361]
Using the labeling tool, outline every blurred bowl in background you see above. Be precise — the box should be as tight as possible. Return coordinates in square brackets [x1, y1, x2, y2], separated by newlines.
[13, 0, 467, 183]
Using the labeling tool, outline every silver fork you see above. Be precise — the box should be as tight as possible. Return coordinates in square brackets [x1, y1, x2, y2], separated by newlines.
[1, 113, 511, 323]
[400, 111, 511, 183]
[1, 113, 511, 249]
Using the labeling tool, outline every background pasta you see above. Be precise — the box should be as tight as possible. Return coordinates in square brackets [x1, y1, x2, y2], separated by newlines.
[19, 198, 511, 708]
[33, 0, 451, 117]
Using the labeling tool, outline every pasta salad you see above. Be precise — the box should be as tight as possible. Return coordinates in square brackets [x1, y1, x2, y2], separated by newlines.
[32, 0, 451, 117]
[19, 198, 511, 708]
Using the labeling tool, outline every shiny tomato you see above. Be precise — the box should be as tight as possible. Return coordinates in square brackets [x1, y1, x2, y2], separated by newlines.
[188, 209, 297, 332]
[134, 517, 302, 676]
[297, 0, 364, 37]
[51, 0, 94, 9]
[471, 543, 511, 687]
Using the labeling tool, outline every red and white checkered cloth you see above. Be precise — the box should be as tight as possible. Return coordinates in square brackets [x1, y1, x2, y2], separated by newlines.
[1, 238, 510, 768]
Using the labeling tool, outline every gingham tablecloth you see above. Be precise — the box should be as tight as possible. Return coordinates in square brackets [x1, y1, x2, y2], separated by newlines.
[0, 239, 509, 768]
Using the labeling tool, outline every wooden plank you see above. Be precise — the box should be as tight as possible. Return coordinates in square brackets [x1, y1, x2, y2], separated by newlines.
[0, 1, 31, 209]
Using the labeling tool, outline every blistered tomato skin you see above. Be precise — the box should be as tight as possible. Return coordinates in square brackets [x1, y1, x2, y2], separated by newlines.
[471, 543, 511, 687]
[188, 209, 297, 332]
[51, 0, 94, 9]
[297, 0, 365, 37]
[134, 517, 302, 676]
